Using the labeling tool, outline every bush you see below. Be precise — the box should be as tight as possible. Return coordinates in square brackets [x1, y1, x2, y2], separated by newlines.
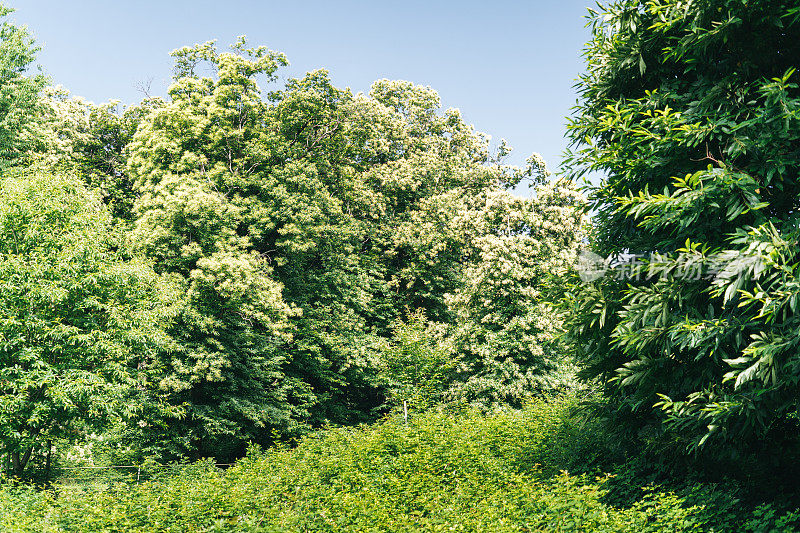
[0, 397, 797, 532]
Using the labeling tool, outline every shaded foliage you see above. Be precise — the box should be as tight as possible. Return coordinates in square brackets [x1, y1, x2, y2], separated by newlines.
[564, 0, 800, 452]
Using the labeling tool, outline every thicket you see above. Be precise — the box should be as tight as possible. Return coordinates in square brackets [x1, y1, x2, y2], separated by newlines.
[2, 397, 799, 532]
[0, 3, 584, 471]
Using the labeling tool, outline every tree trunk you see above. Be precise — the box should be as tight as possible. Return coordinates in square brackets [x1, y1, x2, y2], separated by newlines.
[44, 440, 52, 485]
[11, 451, 20, 477]
[11, 447, 34, 477]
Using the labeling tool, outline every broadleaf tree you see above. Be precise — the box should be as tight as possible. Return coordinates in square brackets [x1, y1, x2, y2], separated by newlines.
[0, 3, 44, 167]
[564, 0, 800, 452]
[26, 87, 152, 221]
[0, 170, 180, 476]
[124, 38, 586, 459]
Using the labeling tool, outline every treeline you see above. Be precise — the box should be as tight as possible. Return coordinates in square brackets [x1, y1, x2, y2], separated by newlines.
[3, 0, 800, 491]
[0, 10, 583, 473]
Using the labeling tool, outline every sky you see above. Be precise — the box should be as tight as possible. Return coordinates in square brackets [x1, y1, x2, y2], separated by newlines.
[12, 0, 596, 191]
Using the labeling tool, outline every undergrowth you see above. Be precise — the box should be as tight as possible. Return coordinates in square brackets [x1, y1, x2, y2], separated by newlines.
[1, 397, 798, 532]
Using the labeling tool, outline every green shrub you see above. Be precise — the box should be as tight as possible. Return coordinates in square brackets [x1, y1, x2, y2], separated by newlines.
[0, 397, 797, 532]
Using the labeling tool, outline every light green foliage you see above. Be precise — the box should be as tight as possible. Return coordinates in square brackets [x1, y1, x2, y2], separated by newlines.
[378, 309, 453, 411]
[1, 397, 796, 532]
[0, 4, 43, 167]
[564, 0, 800, 451]
[444, 178, 586, 407]
[26, 87, 151, 220]
[126, 40, 343, 458]
[0, 170, 180, 476]
[124, 38, 584, 457]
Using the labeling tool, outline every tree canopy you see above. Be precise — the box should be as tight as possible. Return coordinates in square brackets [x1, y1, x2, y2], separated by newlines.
[0, 5, 42, 167]
[0, 170, 179, 475]
[0, 8, 583, 470]
[109, 39, 583, 459]
[565, 0, 800, 452]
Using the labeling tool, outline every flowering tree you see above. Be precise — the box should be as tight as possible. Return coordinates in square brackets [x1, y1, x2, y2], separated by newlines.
[0, 4, 43, 168]
[58, 37, 592, 458]
[445, 180, 585, 407]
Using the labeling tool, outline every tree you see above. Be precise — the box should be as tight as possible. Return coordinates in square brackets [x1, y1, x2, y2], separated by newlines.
[564, 0, 800, 452]
[378, 309, 454, 415]
[124, 38, 586, 458]
[445, 178, 585, 408]
[27, 87, 152, 221]
[386, 152, 586, 408]
[127, 40, 364, 458]
[0, 4, 43, 168]
[0, 170, 179, 476]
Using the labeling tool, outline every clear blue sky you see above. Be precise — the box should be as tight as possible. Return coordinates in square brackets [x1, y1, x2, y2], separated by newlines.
[13, 0, 595, 187]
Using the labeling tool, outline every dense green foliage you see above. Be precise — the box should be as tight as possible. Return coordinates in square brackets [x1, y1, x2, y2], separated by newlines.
[0, 5, 42, 167]
[0, 19, 584, 468]
[0, 171, 180, 476]
[1, 397, 798, 532]
[565, 0, 800, 452]
[29, 88, 147, 220]
[2, 0, 800, 530]
[115, 39, 583, 459]
[377, 309, 453, 412]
